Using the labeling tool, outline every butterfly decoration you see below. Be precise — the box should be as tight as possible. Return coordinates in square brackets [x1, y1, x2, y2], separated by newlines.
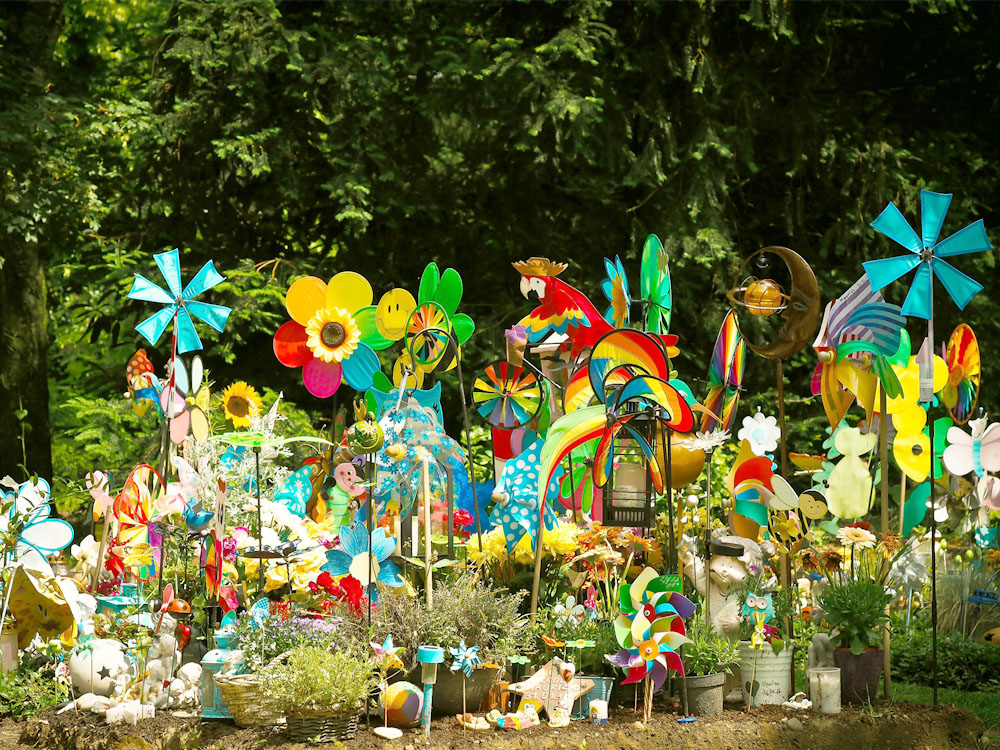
[160, 355, 210, 444]
[370, 635, 405, 671]
[0, 477, 75, 572]
[128, 248, 231, 354]
[449, 640, 482, 678]
[273, 465, 313, 517]
[125, 349, 162, 418]
[701, 310, 746, 433]
[943, 416, 1000, 479]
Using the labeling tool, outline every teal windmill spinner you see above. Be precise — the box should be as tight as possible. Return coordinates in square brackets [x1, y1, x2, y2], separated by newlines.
[863, 189, 992, 319]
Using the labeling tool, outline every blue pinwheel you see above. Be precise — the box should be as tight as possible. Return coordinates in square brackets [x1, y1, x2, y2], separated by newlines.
[863, 189, 992, 320]
[128, 249, 232, 354]
[0, 478, 74, 571]
[449, 641, 482, 678]
[322, 522, 402, 601]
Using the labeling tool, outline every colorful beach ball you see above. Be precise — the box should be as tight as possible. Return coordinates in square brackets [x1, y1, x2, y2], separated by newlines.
[380, 681, 423, 728]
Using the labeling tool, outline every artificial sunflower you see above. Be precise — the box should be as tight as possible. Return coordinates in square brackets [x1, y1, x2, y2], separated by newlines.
[305, 307, 361, 364]
[221, 381, 262, 427]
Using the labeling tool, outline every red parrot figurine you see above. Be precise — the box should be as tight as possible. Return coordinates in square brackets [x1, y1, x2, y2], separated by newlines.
[513, 257, 678, 359]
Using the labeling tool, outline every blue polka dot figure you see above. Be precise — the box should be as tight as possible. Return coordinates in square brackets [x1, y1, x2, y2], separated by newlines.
[489, 438, 564, 552]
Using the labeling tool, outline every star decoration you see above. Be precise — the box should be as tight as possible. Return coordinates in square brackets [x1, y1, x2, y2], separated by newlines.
[97, 665, 112, 681]
[506, 658, 594, 719]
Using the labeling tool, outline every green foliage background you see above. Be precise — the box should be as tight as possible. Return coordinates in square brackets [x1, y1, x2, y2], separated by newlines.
[2, 0, 999, 494]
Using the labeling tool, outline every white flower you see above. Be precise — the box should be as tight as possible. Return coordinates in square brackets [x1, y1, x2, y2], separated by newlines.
[71, 534, 101, 573]
[552, 595, 585, 629]
[679, 429, 731, 452]
[836, 526, 876, 550]
[738, 412, 780, 456]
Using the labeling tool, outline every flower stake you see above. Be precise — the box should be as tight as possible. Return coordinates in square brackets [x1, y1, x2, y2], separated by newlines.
[450, 641, 482, 731]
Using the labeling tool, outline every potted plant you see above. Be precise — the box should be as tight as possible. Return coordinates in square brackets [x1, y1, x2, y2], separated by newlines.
[261, 645, 377, 742]
[677, 622, 742, 716]
[354, 572, 526, 716]
[816, 524, 898, 704]
[733, 576, 795, 706]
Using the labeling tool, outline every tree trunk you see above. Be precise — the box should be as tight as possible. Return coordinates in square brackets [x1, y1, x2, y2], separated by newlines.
[0, 1, 65, 482]
[0, 245, 51, 481]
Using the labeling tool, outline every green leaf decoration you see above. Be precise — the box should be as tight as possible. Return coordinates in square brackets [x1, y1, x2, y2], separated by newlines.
[435, 267, 463, 318]
[372, 370, 393, 392]
[639, 233, 671, 334]
[418, 262, 440, 306]
[353, 305, 394, 350]
[452, 312, 475, 346]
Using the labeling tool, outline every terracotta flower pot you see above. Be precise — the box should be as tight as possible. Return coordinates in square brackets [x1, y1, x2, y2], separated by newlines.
[833, 647, 882, 705]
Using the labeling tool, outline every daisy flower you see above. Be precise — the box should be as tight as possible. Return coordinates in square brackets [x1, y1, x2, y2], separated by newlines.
[836, 526, 876, 551]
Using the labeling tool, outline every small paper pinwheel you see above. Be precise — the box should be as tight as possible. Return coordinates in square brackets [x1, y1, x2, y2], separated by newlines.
[449, 641, 482, 678]
[371, 635, 405, 671]
[128, 249, 231, 354]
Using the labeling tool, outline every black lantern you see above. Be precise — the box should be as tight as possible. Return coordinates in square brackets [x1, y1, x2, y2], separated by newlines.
[603, 405, 658, 528]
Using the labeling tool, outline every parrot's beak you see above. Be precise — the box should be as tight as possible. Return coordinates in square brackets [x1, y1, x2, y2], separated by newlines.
[519, 276, 531, 299]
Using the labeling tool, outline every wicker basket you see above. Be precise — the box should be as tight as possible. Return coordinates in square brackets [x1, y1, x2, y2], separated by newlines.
[285, 711, 359, 743]
[213, 672, 284, 728]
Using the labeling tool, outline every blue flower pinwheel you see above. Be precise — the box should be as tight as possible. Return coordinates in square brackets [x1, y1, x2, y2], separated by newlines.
[0, 478, 74, 571]
[128, 248, 232, 354]
[863, 189, 992, 320]
[449, 640, 482, 678]
[601, 255, 631, 329]
[322, 522, 402, 601]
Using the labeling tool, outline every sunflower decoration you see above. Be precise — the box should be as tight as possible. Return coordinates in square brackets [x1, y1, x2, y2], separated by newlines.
[272, 272, 387, 398]
[221, 381, 262, 428]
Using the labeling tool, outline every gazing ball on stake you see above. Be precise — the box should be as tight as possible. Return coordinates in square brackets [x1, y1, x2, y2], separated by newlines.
[743, 278, 787, 317]
[656, 430, 706, 488]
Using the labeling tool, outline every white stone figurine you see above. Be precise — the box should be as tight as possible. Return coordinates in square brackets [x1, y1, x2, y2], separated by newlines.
[807, 633, 835, 670]
[680, 533, 764, 638]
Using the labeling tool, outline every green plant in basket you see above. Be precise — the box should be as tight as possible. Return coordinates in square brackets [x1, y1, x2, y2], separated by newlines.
[260, 646, 376, 717]
[681, 621, 741, 677]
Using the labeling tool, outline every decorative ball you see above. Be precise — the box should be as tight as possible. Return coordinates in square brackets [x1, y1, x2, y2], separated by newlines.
[982, 627, 1000, 646]
[68, 639, 129, 697]
[655, 432, 705, 489]
[745, 278, 785, 317]
[345, 418, 385, 455]
[380, 681, 423, 728]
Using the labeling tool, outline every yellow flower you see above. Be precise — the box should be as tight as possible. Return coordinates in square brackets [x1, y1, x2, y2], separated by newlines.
[468, 528, 507, 565]
[304, 307, 361, 363]
[221, 382, 262, 427]
[542, 521, 580, 556]
[122, 543, 154, 571]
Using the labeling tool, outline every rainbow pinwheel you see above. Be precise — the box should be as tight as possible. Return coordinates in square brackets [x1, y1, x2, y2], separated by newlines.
[605, 567, 692, 691]
[942, 323, 980, 425]
[371, 635, 405, 671]
[538, 329, 695, 507]
[128, 249, 231, 354]
[449, 641, 482, 678]
[701, 310, 745, 432]
[864, 189, 992, 319]
[111, 464, 163, 581]
[273, 272, 383, 398]
[601, 255, 631, 328]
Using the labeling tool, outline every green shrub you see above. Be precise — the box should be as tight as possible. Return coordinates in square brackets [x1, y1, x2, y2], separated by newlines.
[261, 646, 376, 715]
[681, 620, 742, 677]
[0, 668, 68, 718]
[892, 630, 1000, 692]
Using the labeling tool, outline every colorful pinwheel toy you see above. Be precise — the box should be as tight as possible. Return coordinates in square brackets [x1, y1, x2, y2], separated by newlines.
[601, 255, 631, 328]
[701, 310, 746, 432]
[639, 234, 672, 334]
[128, 249, 231, 354]
[0, 477, 74, 571]
[605, 567, 693, 692]
[449, 641, 482, 678]
[371, 635, 405, 672]
[321, 522, 402, 601]
[942, 323, 980, 425]
[110, 465, 163, 581]
[160, 355, 210, 444]
[864, 189, 992, 319]
[272, 272, 383, 398]
[472, 360, 542, 429]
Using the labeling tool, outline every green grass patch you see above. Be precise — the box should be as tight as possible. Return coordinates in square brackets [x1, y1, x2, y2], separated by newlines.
[893, 682, 1000, 739]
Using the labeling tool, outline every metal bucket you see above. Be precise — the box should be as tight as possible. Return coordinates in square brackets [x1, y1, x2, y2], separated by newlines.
[738, 641, 793, 706]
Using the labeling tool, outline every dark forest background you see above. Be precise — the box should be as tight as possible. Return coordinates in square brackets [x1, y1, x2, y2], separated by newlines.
[2, 0, 999, 494]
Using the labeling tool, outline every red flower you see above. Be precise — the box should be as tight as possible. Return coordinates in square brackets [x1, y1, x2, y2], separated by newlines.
[340, 575, 367, 617]
[846, 520, 873, 532]
[453, 509, 473, 538]
[316, 571, 337, 594]
[308, 582, 319, 594]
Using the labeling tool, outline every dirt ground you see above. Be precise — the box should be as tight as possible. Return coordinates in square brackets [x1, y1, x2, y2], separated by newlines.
[15, 701, 987, 750]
